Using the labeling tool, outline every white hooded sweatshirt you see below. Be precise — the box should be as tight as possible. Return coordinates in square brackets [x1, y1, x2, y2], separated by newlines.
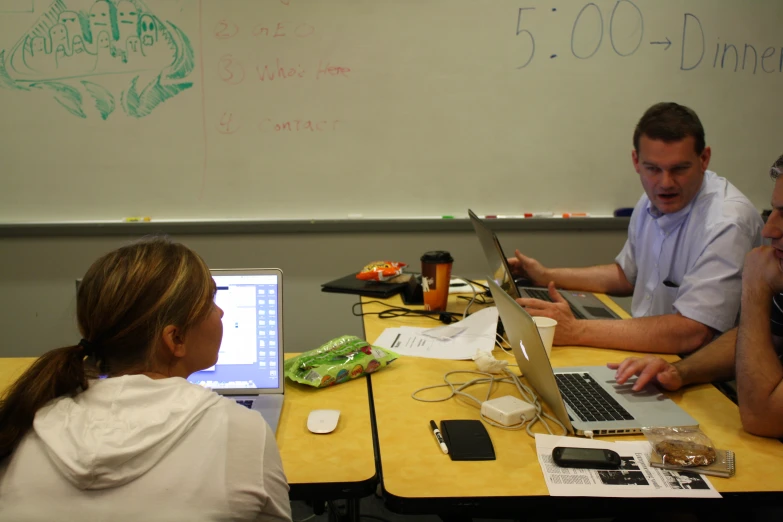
[0, 375, 291, 522]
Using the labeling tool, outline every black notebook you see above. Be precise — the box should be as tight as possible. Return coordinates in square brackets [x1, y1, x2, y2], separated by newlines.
[439, 420, 495, 461]
[321, 272, 408, 298]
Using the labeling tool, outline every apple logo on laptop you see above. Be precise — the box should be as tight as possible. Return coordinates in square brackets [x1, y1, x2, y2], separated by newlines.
[519, 341, 529, 361]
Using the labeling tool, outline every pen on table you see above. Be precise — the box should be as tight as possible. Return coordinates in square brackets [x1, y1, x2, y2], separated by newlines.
[123, 216, 152, 222]
[561, 212, 589, 218]
[523, 212, 554, 218]
[430, 420, 449, 454]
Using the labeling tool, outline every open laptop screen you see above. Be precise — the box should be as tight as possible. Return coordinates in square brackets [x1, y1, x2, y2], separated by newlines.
[188, 271, 283, 391]
[468, 209, 521, 299]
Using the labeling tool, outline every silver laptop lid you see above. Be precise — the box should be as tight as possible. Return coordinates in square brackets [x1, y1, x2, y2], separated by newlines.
[187, 268, 284, 395]
[486, 276, 574, 434]
[468, 209, 522, 300]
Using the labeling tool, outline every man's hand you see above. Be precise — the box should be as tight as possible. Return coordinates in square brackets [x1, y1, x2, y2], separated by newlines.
[515, 281, 582, 345]
[507, 249, 550, 286]
[607, 356, 684, 392]
[743, 246, 783, 295]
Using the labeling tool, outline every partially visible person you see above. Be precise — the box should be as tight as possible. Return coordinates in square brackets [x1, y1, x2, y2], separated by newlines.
[609, 154, 783, 439]
[510, 102, 763, 354]
[0, 237, 292, 521]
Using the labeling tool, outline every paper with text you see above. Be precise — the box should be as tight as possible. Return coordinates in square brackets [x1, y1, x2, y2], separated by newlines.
[372, 307, 498, 360]
[535, 434, 721, 498]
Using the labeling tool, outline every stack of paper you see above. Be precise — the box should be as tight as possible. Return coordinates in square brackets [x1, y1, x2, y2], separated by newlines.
[372, 306, 499, 360]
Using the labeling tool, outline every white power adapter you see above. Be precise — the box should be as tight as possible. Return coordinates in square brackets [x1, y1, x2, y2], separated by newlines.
[481, 395, 537, 426]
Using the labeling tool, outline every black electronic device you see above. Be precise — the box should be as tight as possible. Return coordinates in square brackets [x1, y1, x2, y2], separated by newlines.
[439, 420, 495, 461]
[551, 446, 621, 469]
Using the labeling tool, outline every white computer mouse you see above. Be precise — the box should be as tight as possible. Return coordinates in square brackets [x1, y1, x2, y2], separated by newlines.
[307, 409, 340, 434]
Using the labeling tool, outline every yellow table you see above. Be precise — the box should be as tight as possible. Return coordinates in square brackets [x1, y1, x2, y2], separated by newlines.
[277, 368, 376, 503]
[0, 354, 377, 508]
[362, 292, 783, 518]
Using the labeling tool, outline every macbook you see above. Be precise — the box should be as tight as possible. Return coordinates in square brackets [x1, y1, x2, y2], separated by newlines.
[188, 268, 285, 433]
[486, 276, 698, 436]
[468, 209, 620, 320]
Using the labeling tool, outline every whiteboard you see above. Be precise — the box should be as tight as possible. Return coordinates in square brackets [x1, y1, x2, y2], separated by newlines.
[0, 0, 780, 223]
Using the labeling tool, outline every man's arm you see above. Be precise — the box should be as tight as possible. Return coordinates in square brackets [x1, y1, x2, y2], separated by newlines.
[571, 313, 715, 354]
[675, 327, 737, 385]
[509, 250, 634, 296]
[609, 327, 738, 391]
[736, 252, 783, 437]
[518, 283, 715, 353]
[547, 263, 635, 296]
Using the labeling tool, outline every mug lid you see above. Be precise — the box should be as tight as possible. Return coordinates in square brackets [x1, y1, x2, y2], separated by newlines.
[420, 251, 454, 263]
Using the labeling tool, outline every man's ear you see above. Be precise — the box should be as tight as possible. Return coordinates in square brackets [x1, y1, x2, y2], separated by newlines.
[631, 149, 640, 174]
[161, 325, 187, 358]
[700, 145, 712, 171]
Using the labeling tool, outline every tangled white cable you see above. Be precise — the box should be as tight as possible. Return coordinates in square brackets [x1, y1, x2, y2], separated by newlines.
[411, 351, 566, 438]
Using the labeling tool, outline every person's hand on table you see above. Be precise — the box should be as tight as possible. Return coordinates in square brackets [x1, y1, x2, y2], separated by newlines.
[515, 281, 582, 345]
[608, 356, 684, 392]
[507, 249, 550, 286]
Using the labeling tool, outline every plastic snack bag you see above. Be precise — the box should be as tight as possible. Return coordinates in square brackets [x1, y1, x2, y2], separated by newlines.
[356, 260, 407, 281]
[642, 426, 717, 467]
[284, 335, 399, 388]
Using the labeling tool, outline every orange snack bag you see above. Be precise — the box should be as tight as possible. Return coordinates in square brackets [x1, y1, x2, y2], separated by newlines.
[356, 261, 407, 281]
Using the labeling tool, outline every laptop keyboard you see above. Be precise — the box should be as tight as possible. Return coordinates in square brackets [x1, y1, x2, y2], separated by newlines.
[524, 288, 587, 320]
[555, 372, 634, 422]
[236, 399, 255, 409]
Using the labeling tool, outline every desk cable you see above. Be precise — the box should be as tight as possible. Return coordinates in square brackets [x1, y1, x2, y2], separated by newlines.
[410, 355, 566, 438]
[453, 274, 481, 320]
[351, 301, 464, 324]
[351, 275, 490, 325]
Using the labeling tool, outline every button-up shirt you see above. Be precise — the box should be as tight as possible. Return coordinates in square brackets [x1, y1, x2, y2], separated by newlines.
[615, 170, 764, 333]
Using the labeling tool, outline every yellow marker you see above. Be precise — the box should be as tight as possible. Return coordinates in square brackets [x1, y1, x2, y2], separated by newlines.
[123, 217, 152, 222]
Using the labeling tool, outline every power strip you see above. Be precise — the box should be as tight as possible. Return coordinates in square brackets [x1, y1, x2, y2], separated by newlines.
[481, 395, 537, 426]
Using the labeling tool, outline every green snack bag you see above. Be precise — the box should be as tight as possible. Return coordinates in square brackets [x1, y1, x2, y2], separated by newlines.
[284, 335, 399, 388]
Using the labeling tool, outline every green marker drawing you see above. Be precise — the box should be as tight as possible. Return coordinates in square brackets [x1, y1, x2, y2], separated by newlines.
[0, 0, 194, 120]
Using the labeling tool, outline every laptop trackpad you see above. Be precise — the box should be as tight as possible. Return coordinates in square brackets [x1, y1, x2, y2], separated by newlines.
[609, 380, 666, 402]
[583, 306, 617, 319]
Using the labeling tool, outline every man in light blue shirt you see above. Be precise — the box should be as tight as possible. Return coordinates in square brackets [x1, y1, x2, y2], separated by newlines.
[510, 102, 764, 354]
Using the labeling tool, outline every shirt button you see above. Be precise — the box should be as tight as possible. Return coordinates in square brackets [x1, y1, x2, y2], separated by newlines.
[645, 294, 651, 301]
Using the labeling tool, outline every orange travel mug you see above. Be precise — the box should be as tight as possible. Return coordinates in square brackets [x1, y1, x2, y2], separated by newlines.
[420, 251, 454, 312]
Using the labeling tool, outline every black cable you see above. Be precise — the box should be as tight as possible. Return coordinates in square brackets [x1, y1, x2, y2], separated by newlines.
[457, 293, 493, 305]
[351, 301, 463, 322]
[462, 277, 489, 291]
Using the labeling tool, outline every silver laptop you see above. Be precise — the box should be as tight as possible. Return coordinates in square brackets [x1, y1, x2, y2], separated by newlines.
[486, 277, 698, 437]
[187, 268, 285, 433]
[468, 209, 620, 320]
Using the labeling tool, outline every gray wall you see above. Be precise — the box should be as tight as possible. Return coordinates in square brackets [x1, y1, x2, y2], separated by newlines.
[0, 222, 630, 357]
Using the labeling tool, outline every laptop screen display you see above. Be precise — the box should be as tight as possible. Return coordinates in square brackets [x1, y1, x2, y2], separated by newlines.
[188, 273, 282, 390]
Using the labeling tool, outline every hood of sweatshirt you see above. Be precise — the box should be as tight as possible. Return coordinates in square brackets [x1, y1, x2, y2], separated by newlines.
[33, 374, 222, 490]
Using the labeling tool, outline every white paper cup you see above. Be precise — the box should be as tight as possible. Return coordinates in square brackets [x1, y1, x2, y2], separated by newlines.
[532, 316, 557, 358]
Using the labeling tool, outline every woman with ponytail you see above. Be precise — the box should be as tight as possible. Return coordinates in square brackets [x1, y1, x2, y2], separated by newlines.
[0, 237, 291, 522]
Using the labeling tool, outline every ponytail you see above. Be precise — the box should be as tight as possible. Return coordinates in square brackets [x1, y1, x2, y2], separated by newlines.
[0, 345, 89, 460]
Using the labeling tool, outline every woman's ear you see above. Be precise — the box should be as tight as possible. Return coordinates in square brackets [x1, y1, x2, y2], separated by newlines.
[161, 325, 187, 358]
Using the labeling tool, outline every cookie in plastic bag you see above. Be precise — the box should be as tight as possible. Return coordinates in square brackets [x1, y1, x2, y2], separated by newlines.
[643, 426, 717, 467]
[284, 335, 399, 388]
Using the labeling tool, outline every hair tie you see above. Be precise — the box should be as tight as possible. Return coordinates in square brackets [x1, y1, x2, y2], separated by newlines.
[78, 338, 97, 357]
